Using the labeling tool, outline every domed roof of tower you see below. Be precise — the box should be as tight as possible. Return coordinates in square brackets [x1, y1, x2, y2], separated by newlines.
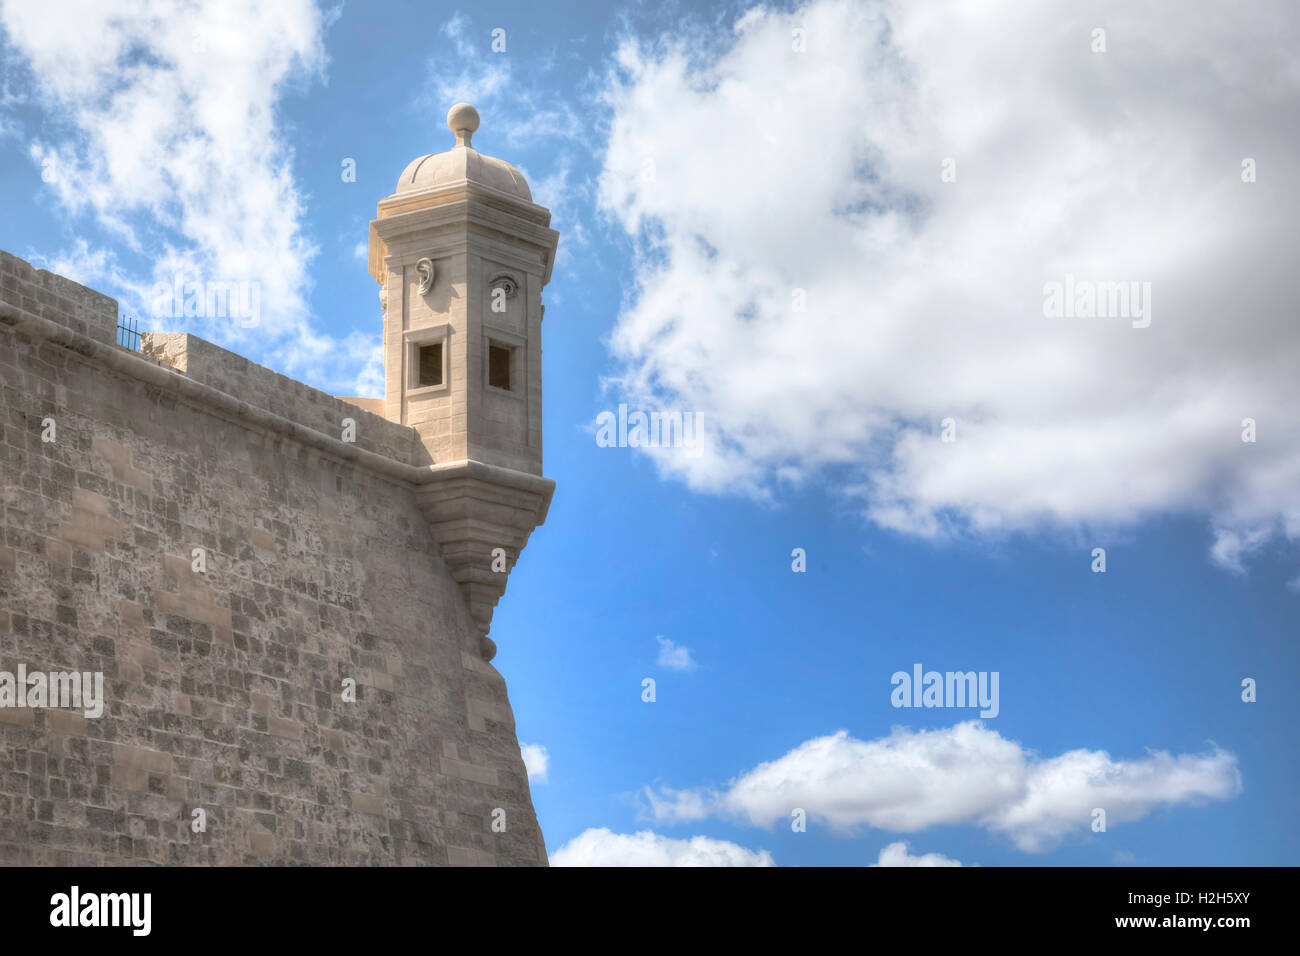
[395, 103, 531, 201]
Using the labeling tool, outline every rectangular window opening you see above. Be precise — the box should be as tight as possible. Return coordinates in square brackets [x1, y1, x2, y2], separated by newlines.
[488, 343, 512, 390]
[417, 342, 443, 387]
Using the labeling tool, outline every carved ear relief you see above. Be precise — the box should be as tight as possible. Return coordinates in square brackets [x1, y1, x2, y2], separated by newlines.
[417, 257, 436, 295]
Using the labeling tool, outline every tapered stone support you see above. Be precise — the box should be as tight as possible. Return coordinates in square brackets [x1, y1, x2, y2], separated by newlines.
[414, 459, 554, 654]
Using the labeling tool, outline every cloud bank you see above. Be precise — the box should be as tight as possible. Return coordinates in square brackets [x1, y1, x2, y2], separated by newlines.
[643, 722, 1240, 852]
[872, 841, 965, 867]
[550, 827, 774, 867]
[597, 0, 1300, 572]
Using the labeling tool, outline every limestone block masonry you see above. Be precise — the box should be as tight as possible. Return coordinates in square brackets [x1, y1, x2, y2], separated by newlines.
[0, 103, 556, 865]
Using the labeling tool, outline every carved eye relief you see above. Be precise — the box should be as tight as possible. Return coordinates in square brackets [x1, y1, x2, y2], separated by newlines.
[417, 258, 436, 295]
[489, 275, 519, 299]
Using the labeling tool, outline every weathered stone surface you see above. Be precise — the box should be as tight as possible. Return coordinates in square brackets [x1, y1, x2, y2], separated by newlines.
[0, 254, 548, 866]
[0, 249, 118, 346]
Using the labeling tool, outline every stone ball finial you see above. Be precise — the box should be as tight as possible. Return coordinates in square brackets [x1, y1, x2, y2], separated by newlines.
[447, 103, 480, 147]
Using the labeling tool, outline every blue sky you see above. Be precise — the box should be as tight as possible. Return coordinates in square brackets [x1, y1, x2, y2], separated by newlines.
[1, 0, 1297, 865]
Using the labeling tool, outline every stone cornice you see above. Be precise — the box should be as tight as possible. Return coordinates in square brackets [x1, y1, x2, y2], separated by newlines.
[377, 179, 553, 225]
[370, 189, 560, 286]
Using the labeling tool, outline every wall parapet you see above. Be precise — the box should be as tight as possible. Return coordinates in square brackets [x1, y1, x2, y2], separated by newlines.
[0, 250, 118, 347]
[142, 332, 422, 466]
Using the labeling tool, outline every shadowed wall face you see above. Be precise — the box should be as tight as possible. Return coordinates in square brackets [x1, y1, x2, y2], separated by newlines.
[0, 252, 546, 866]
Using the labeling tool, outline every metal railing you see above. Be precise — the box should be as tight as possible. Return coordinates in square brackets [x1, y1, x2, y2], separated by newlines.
[116, 314, 142, 352]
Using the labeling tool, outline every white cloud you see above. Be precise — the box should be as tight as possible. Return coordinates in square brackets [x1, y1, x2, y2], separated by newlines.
[640, 784, 711, 823]
[596, 0, 1300, 571]
[549, 827, 774, 867]
[655, 635, 697, 672]
[33, 237, 118, 289]
[428, 14, 512, 107]
[1209, 525, 1276, 574]
[0, 0, 381, 395]
[872, 841, 964, 867]
[426, 14, 580, 147]
[643, 722, 1240, 852]
[529, 157, 589, 268]
[520, 742, 550, 784]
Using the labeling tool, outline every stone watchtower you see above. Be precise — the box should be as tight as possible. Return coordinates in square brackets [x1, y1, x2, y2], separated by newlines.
[369, 103, 558, 661]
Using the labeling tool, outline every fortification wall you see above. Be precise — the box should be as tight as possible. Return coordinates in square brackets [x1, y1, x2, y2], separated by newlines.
[0, 251, 546, 865]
